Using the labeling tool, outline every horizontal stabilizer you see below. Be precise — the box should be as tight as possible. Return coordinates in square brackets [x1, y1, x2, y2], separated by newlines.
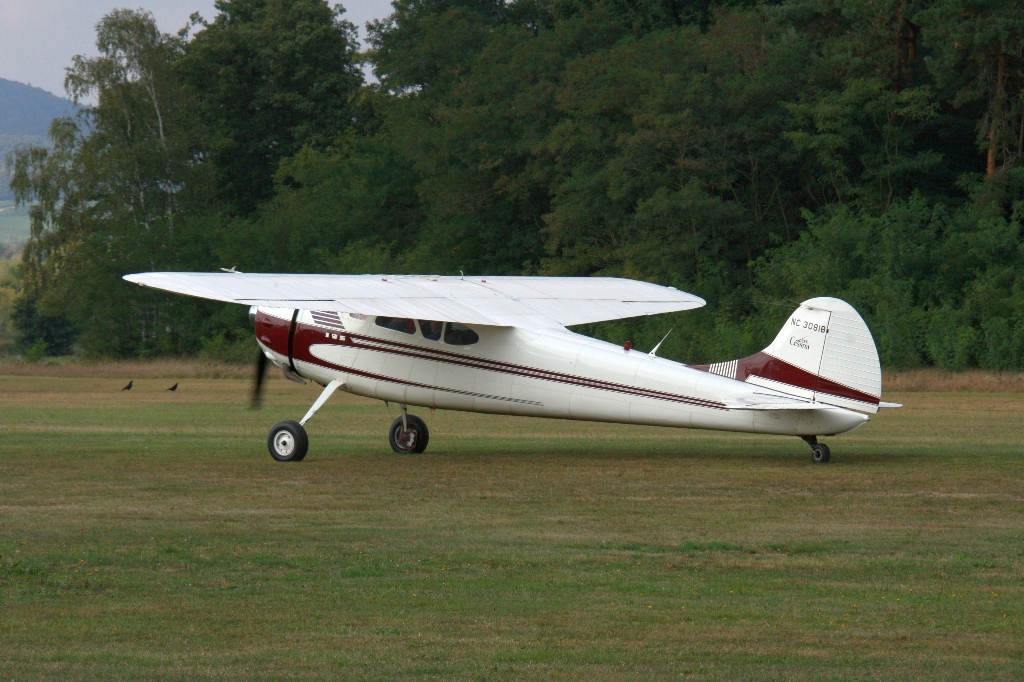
[879, 401, 903, 408]
[723, 393, 843, 411]
[725, 402, 844, 411]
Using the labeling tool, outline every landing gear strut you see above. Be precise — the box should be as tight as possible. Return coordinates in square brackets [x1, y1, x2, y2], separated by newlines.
[266, 379, 343, 462]
[801, 435, 831, 463]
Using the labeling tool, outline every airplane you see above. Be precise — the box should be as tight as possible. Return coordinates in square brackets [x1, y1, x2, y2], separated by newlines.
[123, 272, 900, 464]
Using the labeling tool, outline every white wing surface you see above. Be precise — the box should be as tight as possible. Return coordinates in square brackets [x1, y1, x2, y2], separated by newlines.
[122, 272, 705, 328]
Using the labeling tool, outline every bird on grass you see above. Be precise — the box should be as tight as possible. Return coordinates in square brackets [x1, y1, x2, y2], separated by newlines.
[121, 381, 133, 391]
[167, 383, 178, 391]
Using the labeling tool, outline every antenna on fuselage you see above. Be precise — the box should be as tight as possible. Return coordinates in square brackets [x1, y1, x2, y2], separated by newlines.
[648, 329, 673, 357]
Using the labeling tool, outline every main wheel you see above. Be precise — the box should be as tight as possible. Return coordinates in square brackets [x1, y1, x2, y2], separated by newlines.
[268, 420, 309, 462]
[389, 415, 429, 454]
[811, 442, 831, 464]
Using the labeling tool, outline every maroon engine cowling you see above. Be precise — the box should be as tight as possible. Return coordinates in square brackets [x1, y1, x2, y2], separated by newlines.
[254, 309, 291, 357]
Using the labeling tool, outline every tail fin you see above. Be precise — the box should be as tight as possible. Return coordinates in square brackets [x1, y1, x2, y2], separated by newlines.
[698, 297, 882, 413]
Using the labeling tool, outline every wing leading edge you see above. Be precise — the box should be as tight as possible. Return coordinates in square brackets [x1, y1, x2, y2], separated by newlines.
[122, 272, 705, 328]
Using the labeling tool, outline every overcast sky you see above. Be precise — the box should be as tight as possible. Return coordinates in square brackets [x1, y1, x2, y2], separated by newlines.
[0, 0, 394, 99]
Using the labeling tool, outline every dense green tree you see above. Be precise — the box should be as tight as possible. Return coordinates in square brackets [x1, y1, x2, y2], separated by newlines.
[540, 12, 800, 281]
[10, 10, 216, 356]
[11, 297, 78, 356]
[8, 0, 1024, 368]
[225, 136, 425, 273]
[179, 0, 364, 215]
[753, 191, 1024, 370]
[918, 0, 1024, 178]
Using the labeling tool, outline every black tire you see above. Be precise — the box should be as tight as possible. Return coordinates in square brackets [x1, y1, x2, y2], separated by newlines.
[811, 442, 831, 464]
[389, 414, 429, 454]
[268, 420, 308, 462]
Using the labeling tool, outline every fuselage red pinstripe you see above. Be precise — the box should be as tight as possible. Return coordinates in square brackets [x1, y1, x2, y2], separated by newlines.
[293, 322, 729, 411]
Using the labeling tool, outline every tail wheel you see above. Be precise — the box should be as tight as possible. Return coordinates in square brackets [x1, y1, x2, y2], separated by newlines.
[811, 443, 831, 464]
[389, 415, 429, 454]
[268, 420, 309, 462]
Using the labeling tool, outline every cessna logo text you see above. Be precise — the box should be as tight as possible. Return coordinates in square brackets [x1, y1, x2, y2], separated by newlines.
[789, 336, 811, 350]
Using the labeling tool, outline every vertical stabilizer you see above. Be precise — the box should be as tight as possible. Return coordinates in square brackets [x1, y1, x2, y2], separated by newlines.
[695, 297, 882, 413]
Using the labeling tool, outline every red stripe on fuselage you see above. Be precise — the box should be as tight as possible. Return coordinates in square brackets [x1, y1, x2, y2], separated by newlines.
[291, 321, 728, 411]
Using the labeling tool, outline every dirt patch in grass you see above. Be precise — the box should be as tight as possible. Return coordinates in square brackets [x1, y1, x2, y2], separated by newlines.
[0, 358, 254, 380]
[883, 368, 1024, 393]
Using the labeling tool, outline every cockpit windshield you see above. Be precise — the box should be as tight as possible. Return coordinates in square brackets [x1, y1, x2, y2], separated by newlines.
[375, 317, 416, 334]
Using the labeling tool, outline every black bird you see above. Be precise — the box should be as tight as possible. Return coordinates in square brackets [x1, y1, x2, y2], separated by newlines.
[121, 381, 133, 391]
[167, 383, 178, 391]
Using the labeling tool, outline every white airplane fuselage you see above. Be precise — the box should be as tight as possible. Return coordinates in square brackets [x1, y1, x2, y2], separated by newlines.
[255, 308, 869, 437]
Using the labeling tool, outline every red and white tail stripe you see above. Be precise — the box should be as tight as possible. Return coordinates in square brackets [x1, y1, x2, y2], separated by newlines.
[707, 359, 738, 380]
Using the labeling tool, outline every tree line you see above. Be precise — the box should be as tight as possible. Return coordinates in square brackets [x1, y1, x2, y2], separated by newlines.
[7, 0, 1024, 369]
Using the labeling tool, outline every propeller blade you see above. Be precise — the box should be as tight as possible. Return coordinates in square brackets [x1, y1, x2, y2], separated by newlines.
[251, 349, 267, 408]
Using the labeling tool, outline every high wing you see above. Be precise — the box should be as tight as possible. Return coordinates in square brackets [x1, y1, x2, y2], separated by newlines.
[122, 272, 705, 328]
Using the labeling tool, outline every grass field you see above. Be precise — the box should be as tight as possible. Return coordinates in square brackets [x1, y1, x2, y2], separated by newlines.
[1, 371, 1022, 679]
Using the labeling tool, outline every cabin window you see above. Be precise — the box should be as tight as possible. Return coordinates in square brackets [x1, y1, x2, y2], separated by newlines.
[444, 322, 479, 346]
[375, 316, 416, 334]
[418, 320, 443, 341]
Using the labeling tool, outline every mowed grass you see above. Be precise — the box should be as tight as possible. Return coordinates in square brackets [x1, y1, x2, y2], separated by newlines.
[1, 374, 1022, 680]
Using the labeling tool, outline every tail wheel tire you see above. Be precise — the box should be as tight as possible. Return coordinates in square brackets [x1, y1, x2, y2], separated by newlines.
[389, 415, 429, 454]
[811, 443, 831, 464]
[268, 420, 308, 462]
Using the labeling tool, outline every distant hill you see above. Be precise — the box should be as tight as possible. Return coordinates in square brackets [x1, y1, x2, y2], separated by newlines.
[0, 78, 77, 136]
[0, 78, 78, 201]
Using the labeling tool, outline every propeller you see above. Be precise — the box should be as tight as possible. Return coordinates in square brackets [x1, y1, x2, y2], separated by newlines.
[251, 348, 268, 408]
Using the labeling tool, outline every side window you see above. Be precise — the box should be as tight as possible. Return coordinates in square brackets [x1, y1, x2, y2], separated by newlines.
[418, 320, 443, 341]
[375, 316, 416, 334]
[444, 322, 479, 346]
